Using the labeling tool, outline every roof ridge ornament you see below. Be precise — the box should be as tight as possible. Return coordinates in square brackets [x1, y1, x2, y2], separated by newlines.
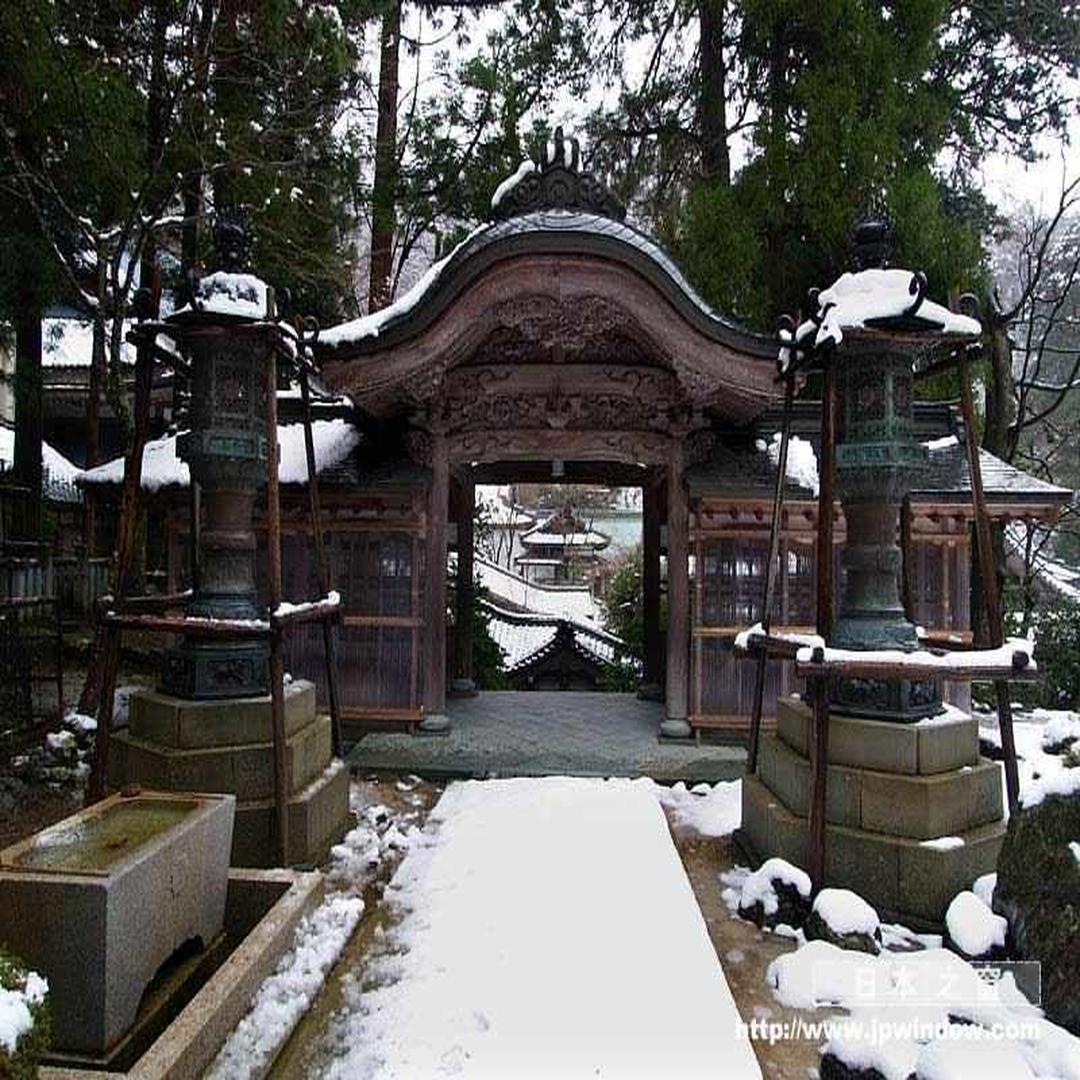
[491, 124, 626, 223]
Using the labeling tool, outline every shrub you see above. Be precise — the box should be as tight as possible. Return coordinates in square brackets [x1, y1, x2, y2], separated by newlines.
[1011, 596, 1080, 711]
[0, 947, 50, 1079]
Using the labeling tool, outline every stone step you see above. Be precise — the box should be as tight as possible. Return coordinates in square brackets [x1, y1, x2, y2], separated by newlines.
[111, 712, 333, 803]
[758, 733, 1004, 840]
[127, 681, 317, 749]
[777, 695, 979, 776]
[231, 758, 351, 868]
[740, 773, 1006, 924]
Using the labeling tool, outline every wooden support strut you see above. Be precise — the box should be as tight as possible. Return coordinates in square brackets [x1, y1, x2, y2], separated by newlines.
[265, 344, 290, 866]
[299, 364, 345, 758]
[959, 361, 1021, 814]
[88, 325, 156, 803]
[747, 375, 795, 773]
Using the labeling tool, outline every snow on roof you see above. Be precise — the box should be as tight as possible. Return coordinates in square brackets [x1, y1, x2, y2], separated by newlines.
[482, 600, 624, 671]
[476, 484, 535, 528]
[490, 159, 537, 211]
[79, 418, 360, 491]
[43, 317, 138, 368]
[475, 554, 604, 624]
[319, 224, 488, 348]
[755, 432, 820, 496]
[785, 268, 981, 360]
[172, 271, 269, 320]
[0, 426, 83, 489]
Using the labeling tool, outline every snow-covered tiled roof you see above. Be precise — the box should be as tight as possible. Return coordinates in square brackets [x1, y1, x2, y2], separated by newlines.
[474, 554, 603, 624]
[481, 600, 625, 673]
[43, 317, 138, 368]
[79, 418, 361, 491]
[0, 425, 82, 501]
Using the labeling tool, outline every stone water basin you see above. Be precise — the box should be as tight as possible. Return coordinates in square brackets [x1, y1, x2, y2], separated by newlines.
[0, 789, 234, 1055]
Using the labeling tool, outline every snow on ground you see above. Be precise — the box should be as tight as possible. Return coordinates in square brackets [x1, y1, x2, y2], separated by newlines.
[769, 938, 1080, 1078]
[207, 897, 362, 1080]
[981, 709, 1080, 816]
[651, 778, 743, 837]
[209, 784, 426, 1080]
[319, 777, 761, 1079]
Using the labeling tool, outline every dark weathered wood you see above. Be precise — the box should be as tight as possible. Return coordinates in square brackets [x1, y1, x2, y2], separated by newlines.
[796, 653, 1032, 682]
[807, 676, 829, 887]
[642, 479, 662, 688]
[423, 430, 449, 716]
[265, 348, 289, 865]
[98, 590, 192, 615]
[270, 596, 342, 629]
[299, 366, 344, 758]
[453, 475, 475, 688]
[960, 364, 1020, 813]
[748, 376, 794, 773]
[89, 624, 120, 803]
[105, 612, 269, 637]
[816, 360, 837, 639]
[665, 440, 690, 727]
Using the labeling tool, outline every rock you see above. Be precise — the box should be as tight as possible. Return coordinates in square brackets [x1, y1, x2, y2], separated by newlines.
[819, 1052, 901, 1080]
[805, 888, 881, 954]
[994, 775, 1080, 1033]
[736, 857, 813, 929]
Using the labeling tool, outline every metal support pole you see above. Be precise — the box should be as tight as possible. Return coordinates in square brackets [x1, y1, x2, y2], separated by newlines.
[747, 375, 795, 773]
[299, 366, 344, 757]
[959, 362, 1020, 814]
[265, 344, 289, 864]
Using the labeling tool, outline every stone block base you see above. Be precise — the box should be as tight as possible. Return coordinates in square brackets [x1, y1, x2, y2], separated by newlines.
[777, 696, 979, 775]
[115, 682, 350, 868]
[128, 682, 316, 748]
[231, 759, 351, 868]
[758, 733, 1003, 840]
[746, 694, 1007, 924]
[110, 714, 333, 802]
[742, 773, 1006, 923]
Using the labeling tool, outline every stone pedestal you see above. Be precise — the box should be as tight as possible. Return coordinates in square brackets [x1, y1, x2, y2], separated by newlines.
[111, 680, 349, 867]
[739, 695, 1007, 923]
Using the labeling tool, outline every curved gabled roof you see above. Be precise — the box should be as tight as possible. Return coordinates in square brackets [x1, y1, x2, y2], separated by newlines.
[319, 209, 775, 362]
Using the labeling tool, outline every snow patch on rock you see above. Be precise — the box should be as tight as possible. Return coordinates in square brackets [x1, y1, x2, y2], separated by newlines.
[945, 890, 1006, 958]
[812, 887, 880, 937]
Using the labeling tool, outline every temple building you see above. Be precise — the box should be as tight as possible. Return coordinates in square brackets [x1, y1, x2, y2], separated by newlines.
[81, 137, 1070, 741]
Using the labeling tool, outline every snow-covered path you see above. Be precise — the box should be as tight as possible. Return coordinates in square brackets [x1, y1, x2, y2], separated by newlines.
[320, 777, 760, 1078]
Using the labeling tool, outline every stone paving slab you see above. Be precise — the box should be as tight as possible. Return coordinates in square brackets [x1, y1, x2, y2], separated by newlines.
[348, 692, 747, 783]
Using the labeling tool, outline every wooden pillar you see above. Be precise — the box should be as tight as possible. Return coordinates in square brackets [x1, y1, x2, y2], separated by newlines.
[641, 478, 663, 696]
[420, 430, 450, 732]
[661, 441, 692, 738]
[452, 472, 476, 694]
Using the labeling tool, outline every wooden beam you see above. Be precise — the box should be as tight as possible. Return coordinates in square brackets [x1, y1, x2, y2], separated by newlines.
[960, 363, 1021, 813]
[89, 335, 154, 803]
[642, 479, 662, 688]
[807, 676, 829, 887]
[422, 430, 450, 726]
[748, 376, 794, 773]
[662, 440, 691, 737]
[300, 365, 345, 758]
[816, 360, 837, 640]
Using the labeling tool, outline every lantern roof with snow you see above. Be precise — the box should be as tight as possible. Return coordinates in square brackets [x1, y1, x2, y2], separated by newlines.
[780, 220, 983, 371]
